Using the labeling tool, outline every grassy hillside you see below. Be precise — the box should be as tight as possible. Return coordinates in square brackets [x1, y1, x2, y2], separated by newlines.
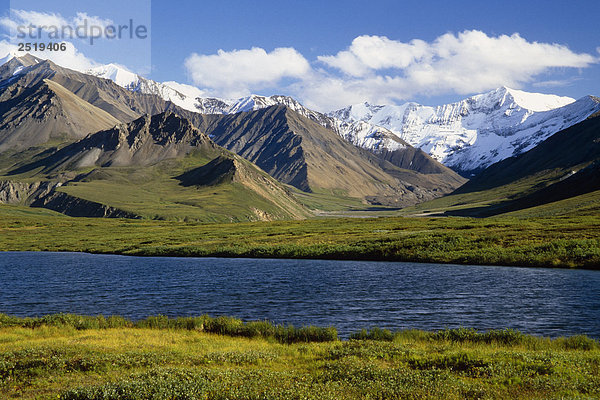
[2, 158, 309, 223]
[0, 204, 598, 268]
[49, 154, 311, 222]
[0, 314, 598, 399]
[0, 112, 312, 222]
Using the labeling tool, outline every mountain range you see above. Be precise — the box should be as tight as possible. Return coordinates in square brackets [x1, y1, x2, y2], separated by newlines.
[401, 108, 600, 218]
[444, 110, 600, 217]
[0, 53, 597, 220]
[88, 63, 600, 176]
[0, 54, 467, 220]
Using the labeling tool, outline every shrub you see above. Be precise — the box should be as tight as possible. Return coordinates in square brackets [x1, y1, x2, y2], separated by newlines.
[555, 335, 598, 351]
[431, 328, 526, 346]
[349, 327, 394, 341]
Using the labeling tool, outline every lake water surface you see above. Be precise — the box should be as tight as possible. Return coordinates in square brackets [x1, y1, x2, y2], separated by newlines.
[1, 252, 599, 338]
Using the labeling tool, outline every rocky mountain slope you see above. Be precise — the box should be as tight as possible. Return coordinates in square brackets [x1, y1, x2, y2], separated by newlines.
[86, 63, 453, 176]
[0, 56, 173, 122]
[12, 111, 218, 172]
[456, 112, 600, 195]
[0, 55, 465, 214]
[188, 105, 465, 205]
[8, 54, 597, 218]
[83, 60, 464, 205]
[0, 56, 121, 151]
[88, 61, 600, 178]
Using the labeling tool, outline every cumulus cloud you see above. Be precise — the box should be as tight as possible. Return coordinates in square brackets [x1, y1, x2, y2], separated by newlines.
[318, 35, 429, 77]
[0, 9, 148, 73]
[293, 75, 408, 111]
[0, 9, 68, 32]
[72, 12, 113, 31]
[162, 80, 208, 99]
[40, 41, 98, 71]
[309, 30, 598, 109]
[184, 47, 310, 98]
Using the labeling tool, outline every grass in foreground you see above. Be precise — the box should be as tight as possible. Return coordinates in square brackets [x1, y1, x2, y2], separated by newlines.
[0, 204, 599, 268]
[0, 314, 598, 399]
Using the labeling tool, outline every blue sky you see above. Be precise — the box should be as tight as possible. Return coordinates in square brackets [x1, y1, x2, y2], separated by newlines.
[1, 0, 599, 110]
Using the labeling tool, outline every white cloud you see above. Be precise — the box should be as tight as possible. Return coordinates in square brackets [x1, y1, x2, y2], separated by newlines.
[73, 12, 113, 30]
[533, 77, 582, 88]
[318, 35, 428, 77]
[311, 30, 598, 109]
[4, 9, 68, 31]
[184, 47, 310, 98]
[42, 41, 98, 71]
[292, 73, 415, 111]
[162, 80, 207, 99]
[0, 16, 18, 32]
[0, 9, 131, 72]
[0, 40, 16, 54]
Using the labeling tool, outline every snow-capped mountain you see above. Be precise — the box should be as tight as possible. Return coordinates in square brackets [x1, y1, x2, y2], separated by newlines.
[330, 87, 600, 173]
[86, 64, 206, 112]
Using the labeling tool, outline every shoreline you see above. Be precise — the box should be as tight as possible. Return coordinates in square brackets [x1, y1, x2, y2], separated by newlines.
[2, 313, 599, 398]
[2, 248, 599, 270]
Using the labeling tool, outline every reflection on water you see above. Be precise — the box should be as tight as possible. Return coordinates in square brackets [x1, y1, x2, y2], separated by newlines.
[1, 252, 599, 338]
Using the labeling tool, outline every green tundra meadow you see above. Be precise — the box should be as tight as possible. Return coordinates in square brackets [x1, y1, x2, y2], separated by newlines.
[0, 204, 599, 268]
[0, 313, 599, 400]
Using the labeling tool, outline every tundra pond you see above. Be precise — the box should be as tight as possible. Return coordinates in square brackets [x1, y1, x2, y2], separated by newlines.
[1, 252, 599, 338]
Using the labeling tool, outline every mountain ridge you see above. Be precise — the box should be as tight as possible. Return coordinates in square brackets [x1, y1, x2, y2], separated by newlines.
[187, 104, 465, 205]
[405, 113, 600, 218]
[3, 55, 598, 178]
[54, 58, 599, 179]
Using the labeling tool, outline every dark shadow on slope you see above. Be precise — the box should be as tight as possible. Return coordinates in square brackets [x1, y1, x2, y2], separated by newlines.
[176, 156, 237, 187]
[446, 161, 600, 217]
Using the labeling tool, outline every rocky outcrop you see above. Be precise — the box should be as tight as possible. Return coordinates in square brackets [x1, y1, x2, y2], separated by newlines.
[10, 112, 219, 175]
[0, 180, 58, 205]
